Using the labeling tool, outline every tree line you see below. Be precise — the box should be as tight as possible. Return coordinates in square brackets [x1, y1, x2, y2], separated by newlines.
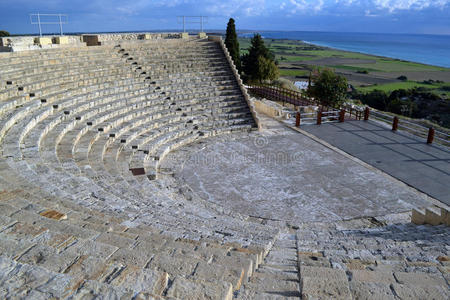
[225, 18, 279, 83]
[352, 88, 450, 127]
[224, 18, 348, 108]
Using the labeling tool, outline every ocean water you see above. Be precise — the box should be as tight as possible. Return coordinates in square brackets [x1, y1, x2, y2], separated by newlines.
[239, 31, 450, 68]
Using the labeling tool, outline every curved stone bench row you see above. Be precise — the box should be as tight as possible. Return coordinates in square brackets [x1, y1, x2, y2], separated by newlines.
[0, 49, 120, 75]
[0, 65, 134, 101]
[0, 78, 146, 152]
[124, 46, 221, 57]
[17, 113, 268, 247]
[0, 39, 276, 298]
[0, 46, 117, 66]
[1, 59, 128, 88]
[8, 75, 258, 246]
[0, 172, 263, 297]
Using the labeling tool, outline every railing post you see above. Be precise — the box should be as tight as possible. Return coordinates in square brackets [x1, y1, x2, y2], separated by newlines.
[296, 112, 301, 127]
[364, 107, 370, 121]
[427, 127, 435, 144]
[392, 116, 399, 131]
[317, 110, 322, 125]
[339, 109, 345, 122]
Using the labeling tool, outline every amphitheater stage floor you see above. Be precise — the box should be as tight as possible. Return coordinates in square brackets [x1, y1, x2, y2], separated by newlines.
[301, 120, 450, 206]
[162, 117, 433, 225]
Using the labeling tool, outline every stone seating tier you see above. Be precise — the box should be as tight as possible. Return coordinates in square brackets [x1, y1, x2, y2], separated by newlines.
[0, 38, 274, 298]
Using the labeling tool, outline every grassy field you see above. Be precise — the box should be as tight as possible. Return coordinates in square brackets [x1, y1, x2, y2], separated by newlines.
[238, 37, 450, 97]
[358, 81, 450, 97]
[279, 69, 310, 77]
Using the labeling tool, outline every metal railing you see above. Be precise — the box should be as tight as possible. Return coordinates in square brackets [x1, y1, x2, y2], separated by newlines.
[371, 110, 449, 147]
[295, 109, 348, 126]
[248, 84, 366, 120]
[248, 84, 316, 107]
[177, 16, 208, 32]
[297, 112, 316, 125]
[320, 110, 341, 123]
[30, 13, 68, 37]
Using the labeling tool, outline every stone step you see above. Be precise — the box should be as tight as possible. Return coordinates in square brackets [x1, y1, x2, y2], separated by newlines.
[0, 37, 267, 298]
[411, 206, 449, 226]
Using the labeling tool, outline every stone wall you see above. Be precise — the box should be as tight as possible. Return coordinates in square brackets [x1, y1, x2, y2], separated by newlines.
[0, 32, 184, 52]
[0, 35, 84, 51]
[253, 98, 291, 119]
[94, 32, 183, 45]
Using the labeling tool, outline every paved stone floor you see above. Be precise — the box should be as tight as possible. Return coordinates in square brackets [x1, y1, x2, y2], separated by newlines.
[163, 117, 432, 225]
[300, 120, 450, 206]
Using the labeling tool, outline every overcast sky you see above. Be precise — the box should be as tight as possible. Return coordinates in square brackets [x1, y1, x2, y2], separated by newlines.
[1, 0, 449, 35]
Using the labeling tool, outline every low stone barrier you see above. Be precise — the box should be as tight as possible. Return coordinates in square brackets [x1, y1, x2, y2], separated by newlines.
[253, 98, 291, 119]
[0, 32, 184, 52]
[1, 35, 84, 51]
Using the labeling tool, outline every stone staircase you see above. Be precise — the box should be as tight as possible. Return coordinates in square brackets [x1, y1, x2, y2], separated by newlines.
[0, 37, 277, 298]
[238, 230, 301, 299]
[412, 206, 450, 226]
[295, 216, 449, 299]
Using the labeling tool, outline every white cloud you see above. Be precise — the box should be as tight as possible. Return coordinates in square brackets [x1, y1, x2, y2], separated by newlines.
[203, 0, 266, 17]
[289, 0, 325, 13]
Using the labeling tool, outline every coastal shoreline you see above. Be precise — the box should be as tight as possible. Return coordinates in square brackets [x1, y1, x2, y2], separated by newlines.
[238, 36, 450, 97]
[238, 31, 450, 69]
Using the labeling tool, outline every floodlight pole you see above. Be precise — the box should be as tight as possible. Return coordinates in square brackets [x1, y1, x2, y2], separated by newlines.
[183, 16, 186, 32]
[200, 16, 203, 32]
[59, 14, 63, 36]
[37, 12, 42, 37]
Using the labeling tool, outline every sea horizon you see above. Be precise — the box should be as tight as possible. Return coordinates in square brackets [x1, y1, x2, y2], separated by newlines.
[238, 31, 450, 69]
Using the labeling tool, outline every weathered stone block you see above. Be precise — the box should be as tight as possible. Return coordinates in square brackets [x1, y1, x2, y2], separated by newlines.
[302, 277, 351, 299]
[300, 266, 351, 299]
[194, 262, 244, 291]
[301, 266, 348, 283]
[442, 207, 450, 226]
[82, 35, 99, 46]
[198, 32, 207, 38]
[40, 209, 67, 220]
[411, 208, 425, 225]
[351, 270, 396, 284]
[349, 282, 396, 300]
[166, 277, 233, 300]
[34, 37, 52, 46]
[392, 283, 449, 300]
[394, 271, 447, 286]
[54, 36, 69, 44]
[181, 32, 189, 39]
[425, 207, 443, 225]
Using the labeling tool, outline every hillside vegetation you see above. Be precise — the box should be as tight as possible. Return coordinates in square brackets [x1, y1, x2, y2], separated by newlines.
[238, 37, 450, 128]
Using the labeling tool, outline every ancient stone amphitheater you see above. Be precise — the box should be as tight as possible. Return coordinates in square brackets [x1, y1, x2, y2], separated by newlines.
[0, 33, 448, 299]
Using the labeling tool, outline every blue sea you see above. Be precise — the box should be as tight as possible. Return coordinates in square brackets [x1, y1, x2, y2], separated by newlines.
[239, 31, 450, 68]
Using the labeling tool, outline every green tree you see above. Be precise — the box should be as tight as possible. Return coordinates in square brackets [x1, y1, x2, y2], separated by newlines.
[225, 18, 241, 72]
[0, 30, 10, 37]
[257, 56, 279, 82]
[310, 68, 348, 107]
[362, 90, 389, 110]
[387, 98, 403, 114]
[242, 34, 277, 82]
